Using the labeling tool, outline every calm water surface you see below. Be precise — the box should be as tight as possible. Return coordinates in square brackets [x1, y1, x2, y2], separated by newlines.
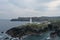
[0, 19, 29, 32]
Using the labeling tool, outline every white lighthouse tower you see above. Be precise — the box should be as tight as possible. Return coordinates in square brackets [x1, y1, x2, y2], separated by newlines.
[30, 17, 32, 23]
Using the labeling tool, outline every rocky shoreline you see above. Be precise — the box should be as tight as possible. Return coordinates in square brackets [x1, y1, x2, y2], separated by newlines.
[6, 21, 60, 39]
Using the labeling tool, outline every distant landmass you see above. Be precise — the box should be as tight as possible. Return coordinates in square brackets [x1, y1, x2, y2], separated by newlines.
[11, 17, 60, 22]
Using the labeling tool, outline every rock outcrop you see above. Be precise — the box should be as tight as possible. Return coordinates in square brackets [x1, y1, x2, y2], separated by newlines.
[6, 21, 60, 39]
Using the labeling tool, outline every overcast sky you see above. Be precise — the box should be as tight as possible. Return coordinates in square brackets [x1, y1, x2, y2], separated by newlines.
[0, 0, 60, 19]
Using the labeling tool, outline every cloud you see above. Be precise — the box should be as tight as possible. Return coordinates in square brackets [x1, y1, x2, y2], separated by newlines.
[0, 0, 60, 19]
[40, 0, 60, 16]
[47, 0, 60, 10]
[0, 1, 43, 18]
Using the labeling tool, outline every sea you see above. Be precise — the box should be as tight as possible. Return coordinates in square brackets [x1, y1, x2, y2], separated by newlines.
[0, 19, 59, 40]
[0, 19, 29, 32]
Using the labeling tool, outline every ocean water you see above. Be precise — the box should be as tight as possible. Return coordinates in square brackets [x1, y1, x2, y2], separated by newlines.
[0, 19, 29, 32]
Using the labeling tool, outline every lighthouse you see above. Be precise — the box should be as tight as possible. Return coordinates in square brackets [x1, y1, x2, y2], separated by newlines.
[30, 17, 32, 23]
